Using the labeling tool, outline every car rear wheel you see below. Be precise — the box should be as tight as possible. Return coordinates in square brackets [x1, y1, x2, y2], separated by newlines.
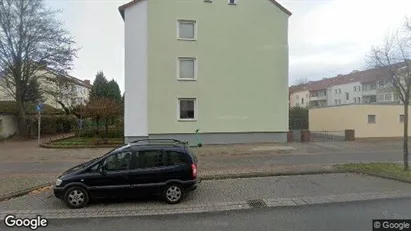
[163, 183, 184, 204]
[63, 186, 89, 209]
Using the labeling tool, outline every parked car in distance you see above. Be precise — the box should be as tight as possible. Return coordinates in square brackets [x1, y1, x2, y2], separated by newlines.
[53, 139, 201, 209]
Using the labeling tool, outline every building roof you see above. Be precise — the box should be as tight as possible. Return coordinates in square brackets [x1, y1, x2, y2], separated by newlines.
[46, 68, 92, 89]
[118, 0, 292, 19]
[289, 63, 405, 94]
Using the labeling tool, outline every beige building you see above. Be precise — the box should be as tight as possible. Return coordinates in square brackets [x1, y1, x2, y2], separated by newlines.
[309, 104, 410, 138]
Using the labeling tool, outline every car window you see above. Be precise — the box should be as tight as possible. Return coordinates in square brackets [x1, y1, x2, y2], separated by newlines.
[103, 151, 133, 171]
[165, 151, 188, 166]
[136, 150, 164, 169]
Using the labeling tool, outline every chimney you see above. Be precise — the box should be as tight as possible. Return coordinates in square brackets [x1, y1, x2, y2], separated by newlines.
[83, 80, 91, 85]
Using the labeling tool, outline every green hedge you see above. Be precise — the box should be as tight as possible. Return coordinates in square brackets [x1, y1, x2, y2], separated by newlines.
[32, 115, 77, 134]
[75, 127, 123, 138]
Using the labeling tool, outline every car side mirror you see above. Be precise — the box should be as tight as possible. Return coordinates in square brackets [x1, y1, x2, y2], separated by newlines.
[98, 163, 107, 175]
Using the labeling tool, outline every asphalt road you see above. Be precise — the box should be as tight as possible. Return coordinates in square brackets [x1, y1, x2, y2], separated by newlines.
[2, 198, 411, 231]
[0, 150, 407, 175]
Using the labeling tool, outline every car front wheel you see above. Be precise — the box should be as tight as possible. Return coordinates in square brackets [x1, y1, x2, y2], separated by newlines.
[63, 186, 89, 209]
[163, 183, 184, 204]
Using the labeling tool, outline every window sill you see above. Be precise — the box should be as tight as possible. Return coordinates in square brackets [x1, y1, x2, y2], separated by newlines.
[177, 38, 197, 41]
[178, 119, 197, 122]
[177, 78, 197, 81]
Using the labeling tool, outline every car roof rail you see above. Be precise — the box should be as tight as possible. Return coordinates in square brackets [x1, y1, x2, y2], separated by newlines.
[129, 139, 188, 145]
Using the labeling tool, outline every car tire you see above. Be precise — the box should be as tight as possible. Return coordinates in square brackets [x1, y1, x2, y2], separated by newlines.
[162, 183, 184, 204]
[63, 186, 90, 209]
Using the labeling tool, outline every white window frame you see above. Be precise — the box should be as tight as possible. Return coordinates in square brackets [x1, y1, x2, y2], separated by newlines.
[177, 98, 197, 121]
[177, 19, 197, 41]
[400, 114, 405, 123]
[177, 57, 197, 81]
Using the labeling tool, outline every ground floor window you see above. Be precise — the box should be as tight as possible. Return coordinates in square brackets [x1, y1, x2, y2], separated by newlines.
[178, 98, 196, 120]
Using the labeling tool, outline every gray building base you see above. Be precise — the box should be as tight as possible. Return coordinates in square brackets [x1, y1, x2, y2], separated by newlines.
[125, 132, 287, 145]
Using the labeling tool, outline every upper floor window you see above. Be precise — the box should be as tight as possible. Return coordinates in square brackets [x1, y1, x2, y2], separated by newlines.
[178, 57, 196, 80]
[228, 0, 238, 4]
[177, 20, 196, 40]
[353, 86, 356, 91]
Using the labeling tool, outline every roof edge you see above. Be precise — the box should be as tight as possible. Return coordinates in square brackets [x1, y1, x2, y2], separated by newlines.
[118, 0, 292, 20]
[268, 0, 292, 16]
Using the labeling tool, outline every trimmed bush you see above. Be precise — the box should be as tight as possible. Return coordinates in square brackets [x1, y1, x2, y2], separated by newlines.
[31, 115, 77, 135]
[75, 127, 123, 138]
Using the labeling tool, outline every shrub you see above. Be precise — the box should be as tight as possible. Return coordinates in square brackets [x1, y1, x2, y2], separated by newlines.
[31, 115, 77, 135]
[75, 127, 123, 138]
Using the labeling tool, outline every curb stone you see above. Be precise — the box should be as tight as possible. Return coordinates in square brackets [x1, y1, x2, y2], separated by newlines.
[0, 182, 52, 202]
[1, 191, 411, 220]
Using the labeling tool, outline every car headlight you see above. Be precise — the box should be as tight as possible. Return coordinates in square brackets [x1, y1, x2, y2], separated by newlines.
[55, 179, 62, 186]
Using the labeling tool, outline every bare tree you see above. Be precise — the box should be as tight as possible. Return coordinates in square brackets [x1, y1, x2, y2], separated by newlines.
[0, 0, 78, 136]
[367, 17, 411, 171]
[43, 73, 76, 115]
[293, 77, 310, 86]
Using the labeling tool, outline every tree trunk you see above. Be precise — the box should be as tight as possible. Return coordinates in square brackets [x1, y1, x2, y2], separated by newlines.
[404, 104, 409, 171]
[105, 118, 109, 138]
[16, 98, 28, 138]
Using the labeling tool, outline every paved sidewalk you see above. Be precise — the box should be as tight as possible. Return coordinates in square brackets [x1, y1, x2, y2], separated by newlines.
[1, 173, 411, 219]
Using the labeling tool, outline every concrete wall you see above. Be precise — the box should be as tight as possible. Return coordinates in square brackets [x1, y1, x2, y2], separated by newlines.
[309, 104, 410, 138]
[0, 114, 17, 138]
[123, 0, 149, 138]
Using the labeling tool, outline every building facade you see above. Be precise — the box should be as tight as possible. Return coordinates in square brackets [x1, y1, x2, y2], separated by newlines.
[289, 66, 401, 108]
[120, 0, 292, 144]
[0, 69, 91, 109]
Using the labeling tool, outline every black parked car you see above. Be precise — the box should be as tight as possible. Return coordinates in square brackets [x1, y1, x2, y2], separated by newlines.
[53, 139, 201, 209]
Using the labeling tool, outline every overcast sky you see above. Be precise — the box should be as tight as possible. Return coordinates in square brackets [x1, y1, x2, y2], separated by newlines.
[45, 0, 411, 92]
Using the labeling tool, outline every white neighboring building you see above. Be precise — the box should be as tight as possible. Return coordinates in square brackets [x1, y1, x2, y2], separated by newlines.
[0, 69, 91, 109]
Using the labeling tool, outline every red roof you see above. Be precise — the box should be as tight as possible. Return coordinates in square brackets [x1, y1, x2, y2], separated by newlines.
[289, 64, 404, 94]
[119, 0, 292, 19]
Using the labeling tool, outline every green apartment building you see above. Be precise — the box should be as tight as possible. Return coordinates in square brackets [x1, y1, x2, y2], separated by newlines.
[119, 0, 291, 144]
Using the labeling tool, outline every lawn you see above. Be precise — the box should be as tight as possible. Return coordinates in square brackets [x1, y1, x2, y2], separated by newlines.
[337, 163, 411, 182]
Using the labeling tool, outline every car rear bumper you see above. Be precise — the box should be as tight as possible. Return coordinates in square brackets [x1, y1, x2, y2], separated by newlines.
[186, 177, 201, 192]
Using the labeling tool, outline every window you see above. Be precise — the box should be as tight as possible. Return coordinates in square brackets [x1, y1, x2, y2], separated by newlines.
[165, 151, 188, 166]
[136, 150, 164, 169]
[358, 86, 361, 91]
[354, 98, 357, 103]
[353, 86, 356, 91]
[177, 20, 196, 40]
[178, 98, 196, 120]
[384, 93, 392, 101]
[335, 89, 337, 95]
[178, 57, 196, 80]
[357, 97, 361, 103]
[400, 114, 405, 123]
[338, 89, 341, 94]
[345, 93, 349, 100]
[301, 98, 304, 104]
[103, 151, 133, 171]
[368, 115, 376, 124]
[334, 99, 338, 105]
[228, 0, 238, 4]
